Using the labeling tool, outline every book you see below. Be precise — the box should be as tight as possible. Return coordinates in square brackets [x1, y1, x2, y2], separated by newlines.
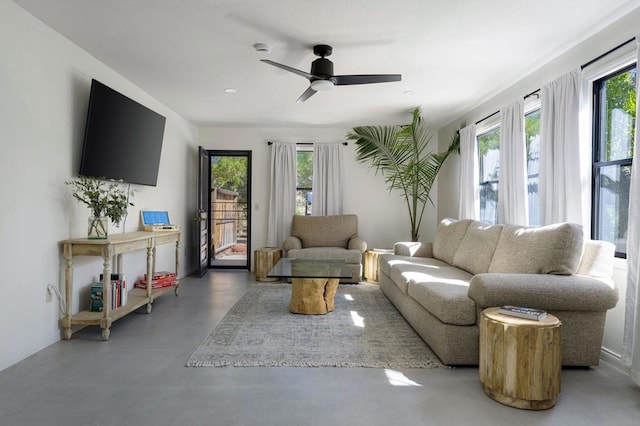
[90, 274, 128, 311]
[498, 305, 547, 321]
[134, 271, 178, 290]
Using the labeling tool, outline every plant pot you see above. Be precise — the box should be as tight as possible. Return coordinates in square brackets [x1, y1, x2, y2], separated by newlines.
[88, 216, 108, 239]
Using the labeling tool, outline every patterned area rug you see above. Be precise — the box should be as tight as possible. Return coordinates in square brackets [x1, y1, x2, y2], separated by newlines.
[186, 282, 444, 368]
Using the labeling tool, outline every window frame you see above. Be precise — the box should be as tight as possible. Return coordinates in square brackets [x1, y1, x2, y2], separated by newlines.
[591, 62, 636, 259]
[524, 105, 541, 226]
[296, 147, 313, 216]
[476, 123, 501, 224]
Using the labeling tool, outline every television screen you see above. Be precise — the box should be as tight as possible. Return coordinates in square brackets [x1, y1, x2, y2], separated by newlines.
[79, 79, 166, 186]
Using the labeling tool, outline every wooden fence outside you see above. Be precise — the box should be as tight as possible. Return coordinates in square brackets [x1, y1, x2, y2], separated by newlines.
[211, 187, 240, 254]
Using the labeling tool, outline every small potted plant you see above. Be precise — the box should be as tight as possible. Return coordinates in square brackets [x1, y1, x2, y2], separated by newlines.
[66, 176, 135, 239]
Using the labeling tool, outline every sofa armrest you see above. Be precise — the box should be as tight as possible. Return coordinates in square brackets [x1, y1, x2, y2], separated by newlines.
[468, 273, 618, 311]
[348, 237, 367, 253]
[393, 242, 433, 258]
[282, 236, 302, 252]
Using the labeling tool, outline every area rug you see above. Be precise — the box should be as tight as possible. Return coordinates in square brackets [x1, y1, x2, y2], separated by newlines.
[186, 282, 444, 368]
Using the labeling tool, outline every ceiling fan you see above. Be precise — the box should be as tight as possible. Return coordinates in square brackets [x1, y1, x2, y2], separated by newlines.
[260, 44, 401, 103]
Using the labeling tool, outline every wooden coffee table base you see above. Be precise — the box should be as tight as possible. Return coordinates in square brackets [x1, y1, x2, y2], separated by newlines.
[289, 277, 339, 314]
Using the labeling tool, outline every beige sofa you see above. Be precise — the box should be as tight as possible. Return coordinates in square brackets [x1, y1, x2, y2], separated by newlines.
[379, 218, 619, 366]
[282, 214, 367, 283]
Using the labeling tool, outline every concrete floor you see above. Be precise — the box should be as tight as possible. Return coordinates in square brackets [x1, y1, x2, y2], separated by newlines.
[1, 271, 639, 426]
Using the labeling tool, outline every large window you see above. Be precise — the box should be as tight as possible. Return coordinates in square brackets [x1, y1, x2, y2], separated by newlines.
[525, 108, 541, 226]
[296, 149, 313, 215]
[592, 64, 636, 257]
[477, 126, 500, 224]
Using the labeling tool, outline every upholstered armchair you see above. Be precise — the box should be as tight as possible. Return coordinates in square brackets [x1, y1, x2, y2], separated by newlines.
[282, 214, 367, 283]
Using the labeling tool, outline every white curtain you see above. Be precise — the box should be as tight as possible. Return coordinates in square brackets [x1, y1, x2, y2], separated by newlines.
[458, 124, 479, 220]
[312, 143, 344, 216]
[539, 68, 584, 226]
[266, 142, 297, 247]
[622, 37, 640, 386]
[498, 100, 528, 225]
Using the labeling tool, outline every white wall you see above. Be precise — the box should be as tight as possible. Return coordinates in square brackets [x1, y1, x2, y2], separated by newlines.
[0, 1, 199, 371]
[198, 127, 439, 255]
[436, 8, 640, 361]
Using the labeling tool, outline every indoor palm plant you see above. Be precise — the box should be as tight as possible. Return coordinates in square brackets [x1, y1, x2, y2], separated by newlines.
[347, 107, 459, 242]
[66, 176, 135, 239]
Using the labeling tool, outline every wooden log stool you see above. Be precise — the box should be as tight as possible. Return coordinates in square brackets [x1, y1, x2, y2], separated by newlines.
[479, 307, 562, 410]
[363, 249, 392, 283]
[254, 247, 282, 282]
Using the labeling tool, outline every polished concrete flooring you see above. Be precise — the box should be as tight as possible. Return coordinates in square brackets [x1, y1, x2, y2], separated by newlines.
[1, 271, 639, 426]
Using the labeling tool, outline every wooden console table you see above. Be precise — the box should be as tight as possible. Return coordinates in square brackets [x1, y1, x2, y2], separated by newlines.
[60, 230, 180, 340]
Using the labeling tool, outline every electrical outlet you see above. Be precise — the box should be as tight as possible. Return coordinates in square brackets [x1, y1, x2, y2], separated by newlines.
[46, 285, 53, 303]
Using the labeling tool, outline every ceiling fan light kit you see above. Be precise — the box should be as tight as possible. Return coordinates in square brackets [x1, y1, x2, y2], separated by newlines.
[310, 79, 333, 91]
[260, 44, 401, 102]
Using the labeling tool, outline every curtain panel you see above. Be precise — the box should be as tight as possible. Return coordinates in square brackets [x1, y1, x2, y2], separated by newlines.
[539, 68, 585, 226]
[266, 142, 297, 247]
[312, 143, 344, 216]
[498, 99, 528, 225]
[458, 124, 479, 220]
[622, 37, 640, 386]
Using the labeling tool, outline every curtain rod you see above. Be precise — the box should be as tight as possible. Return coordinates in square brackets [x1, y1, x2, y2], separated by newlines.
[475, 38, 637, 127]
[581, 37, 636, 70]
[475, 88, 542, 126]
[267, 141, 348, 146]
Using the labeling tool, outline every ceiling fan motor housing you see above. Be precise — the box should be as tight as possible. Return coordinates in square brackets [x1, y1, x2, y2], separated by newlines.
[311, 58, 334, 81]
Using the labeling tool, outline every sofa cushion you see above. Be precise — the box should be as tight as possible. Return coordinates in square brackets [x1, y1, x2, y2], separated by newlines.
[576, 240, 615, 278]
[432, 218, 473, 264]
[451, 221, 503, 274]
[380, 256, 450, 293]
[291, 214, 358, 249]
[488, 222, 583, 275]
[287, 247, 362, 264]
[407, 267, 476, 326]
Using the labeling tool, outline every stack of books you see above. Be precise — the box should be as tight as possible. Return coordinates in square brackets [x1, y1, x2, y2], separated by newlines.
[90, 274, 127, 312]
[134, 271, 178, 290]
[498, 305, 547, 321]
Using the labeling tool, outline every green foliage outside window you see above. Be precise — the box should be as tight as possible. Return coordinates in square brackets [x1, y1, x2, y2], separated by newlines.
[211, 156, 247, 203]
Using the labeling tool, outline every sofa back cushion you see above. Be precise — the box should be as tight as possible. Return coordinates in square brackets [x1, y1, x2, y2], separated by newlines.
[432, 218, 473, 264]
[576, 240, 615, 278]
[451, 221, 503, 274]
[488, 222, 583, 275]
[291, 214, 358, 248]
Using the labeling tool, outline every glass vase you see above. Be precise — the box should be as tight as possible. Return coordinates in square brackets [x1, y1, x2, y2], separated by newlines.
[88, 216, 108, 239]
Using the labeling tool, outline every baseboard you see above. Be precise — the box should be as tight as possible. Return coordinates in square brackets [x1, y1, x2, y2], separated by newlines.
[600, 346, 628, 375]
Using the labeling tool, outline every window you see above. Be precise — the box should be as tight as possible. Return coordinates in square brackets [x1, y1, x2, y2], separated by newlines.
[296, 149, 313, 215]
[592, 64, 636, 258]
[477, 126, 500, 224]
[525, 108, 541, 226]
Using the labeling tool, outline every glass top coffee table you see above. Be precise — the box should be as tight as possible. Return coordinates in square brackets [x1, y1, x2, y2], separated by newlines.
[267, 258, 351, 315]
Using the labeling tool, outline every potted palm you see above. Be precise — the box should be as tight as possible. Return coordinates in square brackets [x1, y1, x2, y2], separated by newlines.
[66, 176, 135, 239]
[347, 107, 459, 241]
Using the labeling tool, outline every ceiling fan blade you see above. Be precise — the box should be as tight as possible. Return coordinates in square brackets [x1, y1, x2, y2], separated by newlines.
[261, 60, 315, 80]
[296, 86, 317, 103]
[334, 74, 402, 85]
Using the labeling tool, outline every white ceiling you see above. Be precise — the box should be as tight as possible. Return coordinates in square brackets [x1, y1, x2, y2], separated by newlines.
[13, 0, 640, 129]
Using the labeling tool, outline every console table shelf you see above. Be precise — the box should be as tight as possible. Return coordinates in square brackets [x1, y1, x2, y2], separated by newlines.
[60, 230, 180, 340]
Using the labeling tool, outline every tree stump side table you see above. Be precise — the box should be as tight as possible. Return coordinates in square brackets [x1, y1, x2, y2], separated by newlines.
[363, 249, 392, 283]
[479, 307, 562, 410]
[254, 247, 282, 282]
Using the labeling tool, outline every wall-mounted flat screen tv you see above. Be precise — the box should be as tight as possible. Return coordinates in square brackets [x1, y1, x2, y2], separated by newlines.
[79, 79, 166, 186]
